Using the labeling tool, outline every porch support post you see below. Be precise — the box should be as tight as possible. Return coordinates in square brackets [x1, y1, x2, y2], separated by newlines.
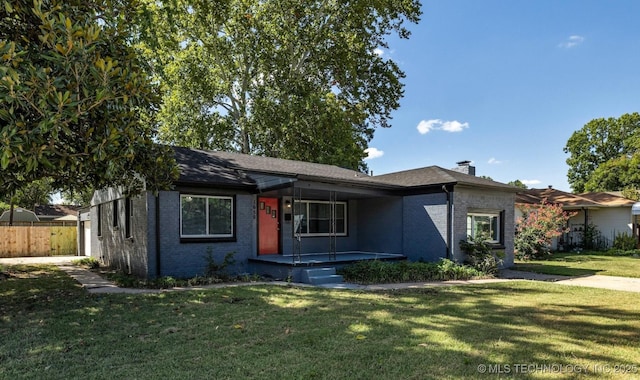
[328, 190, 337, 260]
[443, 185, 453, 260]
[293, 185, 302, 262]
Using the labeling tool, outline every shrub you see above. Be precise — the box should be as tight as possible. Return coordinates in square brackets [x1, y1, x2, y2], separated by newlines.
[515, 200, 576, 260]
[459, 233, 503, 275]
[204, 250, 236, 280]
[612, 232, 637, 251]
[582, 223, 607, 251]
[338, 259, 484, 284]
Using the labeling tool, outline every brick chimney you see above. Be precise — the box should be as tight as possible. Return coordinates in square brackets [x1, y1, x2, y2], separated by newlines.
[452, 160, 476, 176]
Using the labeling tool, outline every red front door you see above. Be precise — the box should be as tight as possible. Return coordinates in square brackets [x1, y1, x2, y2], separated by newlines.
[258, 197, 279, 255]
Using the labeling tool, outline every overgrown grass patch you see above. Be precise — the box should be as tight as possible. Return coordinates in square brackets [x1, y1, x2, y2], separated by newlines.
[339, 259, 487, 284]
[513, 251, 640, 278]
[72, 257, 100, 269]
[1, 264, 639, 379]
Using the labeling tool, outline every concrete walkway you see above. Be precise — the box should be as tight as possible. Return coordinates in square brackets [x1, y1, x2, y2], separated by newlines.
[1, 256, 639, 294]
[500, 269, 640, 293]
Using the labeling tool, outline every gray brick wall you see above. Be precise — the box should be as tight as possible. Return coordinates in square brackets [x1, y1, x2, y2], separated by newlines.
[402, 193, 449, 262]
[90, 189, 150, 277]
[90, 184, 515, 278]
[358, 197, 403, 253]
[453, 187, 515, 267]
[155, 191, 256, 278]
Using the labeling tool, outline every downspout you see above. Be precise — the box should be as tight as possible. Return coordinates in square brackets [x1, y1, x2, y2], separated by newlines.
[583, 207, 588, 227]
[155, 193, 161, 278]
[583, 207, 589, 248]
[443, 185, 452, 259]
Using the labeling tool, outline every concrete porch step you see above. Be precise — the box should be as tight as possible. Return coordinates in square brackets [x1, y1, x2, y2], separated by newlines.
[301, 267, 344, 285]
[308, 274, 344, 285]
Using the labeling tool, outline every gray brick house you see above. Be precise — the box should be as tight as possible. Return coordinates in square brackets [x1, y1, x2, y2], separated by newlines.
[90, 147, 517, 280]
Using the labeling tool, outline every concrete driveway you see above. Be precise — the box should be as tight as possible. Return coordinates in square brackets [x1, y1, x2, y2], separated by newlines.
[0, 256, 80, 265]
[500, 269, 640, 293]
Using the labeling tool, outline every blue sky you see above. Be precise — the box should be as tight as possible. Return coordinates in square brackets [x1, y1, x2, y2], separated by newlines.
[365, 0, 640, 192]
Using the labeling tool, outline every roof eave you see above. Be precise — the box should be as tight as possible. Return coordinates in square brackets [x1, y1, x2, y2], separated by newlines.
[295, 174, 403, 190]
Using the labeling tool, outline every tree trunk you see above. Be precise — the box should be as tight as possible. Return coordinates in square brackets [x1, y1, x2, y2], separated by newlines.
[9, 202, 14, 226]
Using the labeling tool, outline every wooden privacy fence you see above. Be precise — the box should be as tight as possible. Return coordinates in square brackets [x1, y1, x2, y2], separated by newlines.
[0, 225, 77, 257]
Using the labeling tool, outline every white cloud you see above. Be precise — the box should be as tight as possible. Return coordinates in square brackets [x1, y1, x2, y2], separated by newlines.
[558, 35, 584, 48]
[521, 179, 542, 186]
[487, 158, 502, 164]
[441, 120, 469, 132]
[373, 48, 384, 57]
[364, 147, 384, 160]
[417, 119, 469, 135]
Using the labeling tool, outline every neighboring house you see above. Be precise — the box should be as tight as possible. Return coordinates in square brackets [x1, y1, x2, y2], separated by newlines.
[90, 147, 518, 281]
[0, 204, 79, 223]
[0, 208, 40, 222]
[516, 187, 638, 249]
[34, 204, 80, 222]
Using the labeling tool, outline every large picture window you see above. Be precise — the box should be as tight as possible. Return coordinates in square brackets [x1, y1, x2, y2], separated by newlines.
[467, 212, 501, 243]
[181, 195, 233, 238]
[295, 200, 347, 236]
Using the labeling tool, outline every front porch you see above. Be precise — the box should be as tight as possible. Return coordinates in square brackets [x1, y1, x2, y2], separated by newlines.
[248, 251, 406, 282]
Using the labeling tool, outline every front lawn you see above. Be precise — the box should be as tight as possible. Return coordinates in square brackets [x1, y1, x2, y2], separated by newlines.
[513, 251, 640, 278]
[1, 264, 639, 379]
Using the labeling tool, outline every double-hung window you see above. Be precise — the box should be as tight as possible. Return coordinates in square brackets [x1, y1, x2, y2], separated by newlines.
[467, 212, 501, 243]
[181, 195, 233, 238]
[295, 200, 347, 236]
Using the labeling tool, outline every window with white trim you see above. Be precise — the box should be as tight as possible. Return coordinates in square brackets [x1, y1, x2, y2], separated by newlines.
[467, 212, 500, 243]
[295, 200, 347, 236]
[180, 195, 233, 238]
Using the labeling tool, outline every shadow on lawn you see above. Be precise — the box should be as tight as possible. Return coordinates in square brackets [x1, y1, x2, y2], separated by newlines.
[2, 266, 640, 379]
[512, 262, 602, 277]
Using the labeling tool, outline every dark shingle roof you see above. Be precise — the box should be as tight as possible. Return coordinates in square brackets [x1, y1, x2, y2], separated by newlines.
[173, 146, 517, 192]
[175, 147, 256, 187]
[374, 166, 519, 191]
[174, 146, 399, 189]
[34, 204, 80, 217]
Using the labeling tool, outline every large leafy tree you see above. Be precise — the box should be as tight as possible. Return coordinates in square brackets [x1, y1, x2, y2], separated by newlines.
[8, 178, 53, 211]
[508, 180, 528, 189]
[0, 0, 178, 201]
[144, 0, 421, 171]
[564, 112, 640, 192]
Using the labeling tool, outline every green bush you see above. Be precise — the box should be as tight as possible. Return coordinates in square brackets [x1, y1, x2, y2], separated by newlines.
[459, 233, 503, 274]
[612, 232, 637, 251]
[515, 201, 575, 259]
[338, 259, 485, 284]
[582, 223, 607, 251]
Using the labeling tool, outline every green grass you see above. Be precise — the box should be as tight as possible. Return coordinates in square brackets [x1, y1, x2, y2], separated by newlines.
[1, 264, 640, 379]
[513, 251, 640, 278]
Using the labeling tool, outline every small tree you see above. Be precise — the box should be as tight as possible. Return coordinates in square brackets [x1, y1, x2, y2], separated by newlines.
[515, 200, 576, 260]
